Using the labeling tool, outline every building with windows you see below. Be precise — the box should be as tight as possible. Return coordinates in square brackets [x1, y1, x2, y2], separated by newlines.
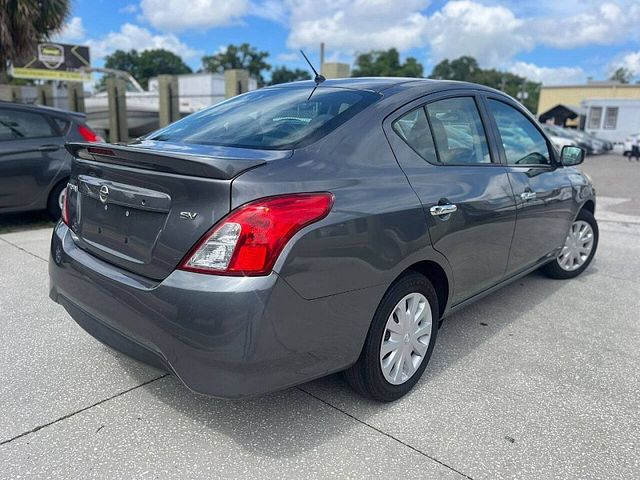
[537, 81, 640, 138]
[582, 98, 639, 143]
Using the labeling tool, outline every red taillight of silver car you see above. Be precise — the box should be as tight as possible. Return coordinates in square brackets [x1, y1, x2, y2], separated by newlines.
[178, 193, 334, 276]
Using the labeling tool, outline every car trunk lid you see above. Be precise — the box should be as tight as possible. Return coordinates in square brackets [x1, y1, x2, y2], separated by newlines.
[64, 141, 290, 280]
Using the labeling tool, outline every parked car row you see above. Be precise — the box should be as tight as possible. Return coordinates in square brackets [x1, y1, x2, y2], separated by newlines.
[0, 101, 103, 219]
[539, 123, 613, 155]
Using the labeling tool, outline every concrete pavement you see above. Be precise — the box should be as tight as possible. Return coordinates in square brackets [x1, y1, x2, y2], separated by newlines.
[0, 154, 638, 479]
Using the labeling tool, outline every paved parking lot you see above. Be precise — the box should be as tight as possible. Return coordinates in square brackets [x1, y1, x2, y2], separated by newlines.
[1, 153, 639, 479]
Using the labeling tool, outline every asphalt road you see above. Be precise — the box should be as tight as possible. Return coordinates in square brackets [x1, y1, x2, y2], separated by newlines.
[0, 153, 638, 479]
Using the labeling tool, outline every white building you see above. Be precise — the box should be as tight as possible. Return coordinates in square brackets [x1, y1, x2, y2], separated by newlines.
[148, 72, 258, 110]
[583, 98, 640, 143]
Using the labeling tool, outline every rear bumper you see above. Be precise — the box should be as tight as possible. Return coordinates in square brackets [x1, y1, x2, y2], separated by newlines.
[49, 223, 382, 398]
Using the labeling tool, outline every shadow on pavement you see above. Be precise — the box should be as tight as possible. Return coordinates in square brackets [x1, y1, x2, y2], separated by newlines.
[104, 267, 575, 458]
[0, 211, 54, 234]
[111, 348, 361, 457]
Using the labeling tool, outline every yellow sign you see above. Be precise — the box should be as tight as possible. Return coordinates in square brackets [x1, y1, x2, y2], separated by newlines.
[10, 67, 92, 82]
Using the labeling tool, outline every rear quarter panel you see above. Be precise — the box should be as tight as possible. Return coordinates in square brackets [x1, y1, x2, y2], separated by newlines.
[231, 102, 452, 300]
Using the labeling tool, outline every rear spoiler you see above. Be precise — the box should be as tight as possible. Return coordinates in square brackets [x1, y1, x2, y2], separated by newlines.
[65, 142, 277, 180]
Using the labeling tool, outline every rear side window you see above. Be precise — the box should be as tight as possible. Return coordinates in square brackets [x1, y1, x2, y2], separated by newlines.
[0, 109, 56, 141]
[150, 87, 379, 149]
[393, 108, 437, 163]
[425, 97, 491, 165]
[488, 99, 550, 166]
[53, 117, 70, 134]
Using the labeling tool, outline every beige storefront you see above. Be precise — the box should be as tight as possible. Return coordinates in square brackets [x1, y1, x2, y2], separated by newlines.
[538, 82, 640, 127]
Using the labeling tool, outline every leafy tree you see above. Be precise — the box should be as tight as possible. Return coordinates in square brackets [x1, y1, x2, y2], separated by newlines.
[0, 0, 70, 83]
[201, 43, 271, 86]
[352, 48, 423, 77]
[100, 49, 192, 90]
[430, 56, 479, 81]
[430, 56, 541, 113]
[609, 67, 632, 84]
[268, 66, 311, 85]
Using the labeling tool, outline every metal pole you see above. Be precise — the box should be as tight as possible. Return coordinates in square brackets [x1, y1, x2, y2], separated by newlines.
[320, 42, 325, 75]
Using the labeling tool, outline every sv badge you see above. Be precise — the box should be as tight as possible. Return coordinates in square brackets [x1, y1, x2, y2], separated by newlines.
[179, 211, 198, 220]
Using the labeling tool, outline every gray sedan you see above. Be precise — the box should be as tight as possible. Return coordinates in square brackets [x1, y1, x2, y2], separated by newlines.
[49, 78, 597, 402]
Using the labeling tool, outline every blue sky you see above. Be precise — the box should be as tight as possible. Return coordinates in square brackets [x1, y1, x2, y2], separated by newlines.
[54, 0, 640, 85]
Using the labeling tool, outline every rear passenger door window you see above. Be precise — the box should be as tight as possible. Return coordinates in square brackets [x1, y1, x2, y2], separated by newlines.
[487, 99, 551, 166]
[425, 97, 491, 165]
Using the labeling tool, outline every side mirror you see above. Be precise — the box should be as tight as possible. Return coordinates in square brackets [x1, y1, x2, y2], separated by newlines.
[560, 145, 585, 166]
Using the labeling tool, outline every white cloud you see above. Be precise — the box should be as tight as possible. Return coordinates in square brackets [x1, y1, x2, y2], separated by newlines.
[282, 0, 534, 67]
[140, 0, 250, 31]
[424, 1, 532, 66]
[285, 0, 430, 53]
[534, 2, 640, 49]
[87, 23, 201, 61]
[509, 61, 585, 85]
[609, 51, 640, 77]
[52, 16, 86, 43]
[251, 0, 289, 25]
[48, 0, 640, 84]
[280, 0, 640, 72]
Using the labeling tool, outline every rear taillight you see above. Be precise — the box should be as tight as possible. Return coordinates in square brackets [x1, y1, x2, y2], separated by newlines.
[61, 187, 69, 225]
[77, 124, 104, 143]
[179, 193, 334, 276]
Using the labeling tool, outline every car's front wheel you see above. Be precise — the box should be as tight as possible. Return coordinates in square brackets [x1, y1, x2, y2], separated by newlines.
[542, 209, 598, 279]
[345, 272, 439, 402]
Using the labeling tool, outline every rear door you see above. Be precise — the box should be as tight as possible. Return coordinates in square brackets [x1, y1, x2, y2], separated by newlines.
[0, 107, 66, 209]
[482, 97, 575, 275]
[385, 92, 517, 305]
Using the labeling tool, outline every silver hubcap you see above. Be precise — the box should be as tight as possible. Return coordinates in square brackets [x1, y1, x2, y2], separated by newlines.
[58, 187, 66, 211]
[557, 220, 594, 271]
[380, 292, 432, 385]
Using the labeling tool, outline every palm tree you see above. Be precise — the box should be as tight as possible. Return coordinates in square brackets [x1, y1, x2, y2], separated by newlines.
[0, 0, 70, 83]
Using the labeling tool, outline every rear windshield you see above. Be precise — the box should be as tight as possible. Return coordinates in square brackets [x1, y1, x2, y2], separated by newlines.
[149, 87, 379, 149]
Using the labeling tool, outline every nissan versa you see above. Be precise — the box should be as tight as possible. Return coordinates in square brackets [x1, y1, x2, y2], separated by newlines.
[49, 78, 597, 402]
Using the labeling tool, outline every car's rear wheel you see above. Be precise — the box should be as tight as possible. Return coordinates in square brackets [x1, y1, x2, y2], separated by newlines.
[542, 209, 598, 279]
[47, 181, 67, 220]
[345, 272, 439, 402]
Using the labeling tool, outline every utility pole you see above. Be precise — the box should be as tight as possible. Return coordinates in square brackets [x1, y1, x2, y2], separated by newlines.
[320, 42, 325, 75]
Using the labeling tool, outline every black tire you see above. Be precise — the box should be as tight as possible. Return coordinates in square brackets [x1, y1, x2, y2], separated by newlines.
[345, 272, 439, 402]
[47, 180, 67, 221]
[541, 209, 598, 279]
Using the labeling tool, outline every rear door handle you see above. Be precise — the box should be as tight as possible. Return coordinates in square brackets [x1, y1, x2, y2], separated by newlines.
[520, 191, 537, 201]
[430, 204, 457, 216]
[37, 144, 61, 152]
